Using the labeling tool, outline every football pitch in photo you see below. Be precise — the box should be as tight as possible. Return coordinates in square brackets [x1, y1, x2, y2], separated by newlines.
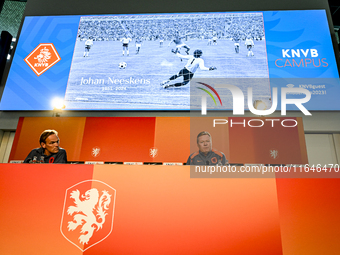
[64, 37, 269, 110]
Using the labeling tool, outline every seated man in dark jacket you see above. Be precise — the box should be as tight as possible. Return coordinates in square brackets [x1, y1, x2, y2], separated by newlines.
[24, 129, 67, 163]
[187, 131, 226, 165]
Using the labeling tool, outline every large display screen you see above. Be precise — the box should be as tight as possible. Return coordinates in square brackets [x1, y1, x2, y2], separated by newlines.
[0, 10, 339, 110]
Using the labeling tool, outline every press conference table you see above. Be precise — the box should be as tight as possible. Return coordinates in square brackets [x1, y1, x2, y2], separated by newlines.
[0, 164, 339, 255]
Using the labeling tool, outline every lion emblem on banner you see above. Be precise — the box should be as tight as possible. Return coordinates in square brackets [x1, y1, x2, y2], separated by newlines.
[67, 188, 111, 245]
[34, 47, 51, 63]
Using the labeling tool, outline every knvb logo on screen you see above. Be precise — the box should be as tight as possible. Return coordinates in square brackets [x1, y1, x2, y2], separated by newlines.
[24, 43, 61, 76]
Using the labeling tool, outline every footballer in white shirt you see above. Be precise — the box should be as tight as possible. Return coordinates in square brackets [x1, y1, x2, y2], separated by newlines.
[245, 37, 255, 57]
[160, 49, 216, 89]
[121, 35, 132, 56]
[83, 38, 93, 57]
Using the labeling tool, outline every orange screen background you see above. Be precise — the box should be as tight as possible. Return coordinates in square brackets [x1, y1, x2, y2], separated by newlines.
[1, 164, 339, 254]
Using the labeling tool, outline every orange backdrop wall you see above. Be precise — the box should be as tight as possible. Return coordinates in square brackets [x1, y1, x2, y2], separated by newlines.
[1, 164, 339, 254]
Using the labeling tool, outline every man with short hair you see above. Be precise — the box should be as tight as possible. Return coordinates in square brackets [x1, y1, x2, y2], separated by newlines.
[135, 37, 142, 54]
[186, 131, 227, 165]
[121, 34, 132, 56]
[83, 37, 93, 57]
[168, 33, 190, 55]
[24, 129, 67, 163]
[245, 36, 255, 57]
[233, 34, 240, 53]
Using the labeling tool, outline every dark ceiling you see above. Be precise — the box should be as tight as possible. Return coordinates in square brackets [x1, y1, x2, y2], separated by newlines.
[329, 0, 340, 27]
[4, 0, 340, 28]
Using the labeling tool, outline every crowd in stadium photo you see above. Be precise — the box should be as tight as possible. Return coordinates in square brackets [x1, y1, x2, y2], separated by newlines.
[77, 13, 265, 43]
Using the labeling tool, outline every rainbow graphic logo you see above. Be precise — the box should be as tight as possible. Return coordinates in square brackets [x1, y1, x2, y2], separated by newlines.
[196, 82, 223, 106]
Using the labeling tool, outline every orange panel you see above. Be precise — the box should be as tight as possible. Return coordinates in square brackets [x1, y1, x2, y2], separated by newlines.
[79, 117, 156, 162]
[276, 178, 340, 255]
[153, 117, 190, 163]
[8, 117, 24, 161]
[228, 117, 257, 164]
[2, 166, 340, 254]
[0, 164, 282, 254]
[10, 117, 86, 162]
[89, 165, 282, 255]
[229, 117, 306, 164]
[0, 163, 94, 255]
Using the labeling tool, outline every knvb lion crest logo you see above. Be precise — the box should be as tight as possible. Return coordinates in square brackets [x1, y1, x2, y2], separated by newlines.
[270, 149, 279, 159]
[60, 180, 116, 252]
[149, 147, 158, 158]
[24, 43, 61, 76]
[91, 147, 101, 158]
